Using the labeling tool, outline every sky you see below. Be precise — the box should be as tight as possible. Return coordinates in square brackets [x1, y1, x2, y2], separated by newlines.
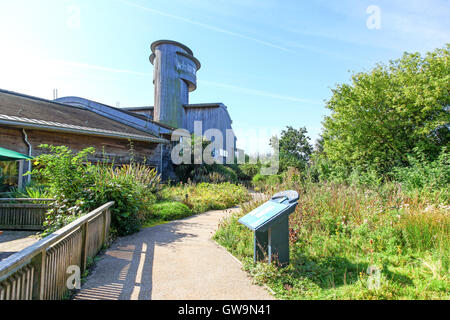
[0, 0, 449, 155]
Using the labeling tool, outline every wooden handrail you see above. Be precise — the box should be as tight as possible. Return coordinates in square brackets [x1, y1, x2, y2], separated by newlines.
[0, 201, 53, 230]
[0, 201, 114, 280]
[0, 201, 114, 299]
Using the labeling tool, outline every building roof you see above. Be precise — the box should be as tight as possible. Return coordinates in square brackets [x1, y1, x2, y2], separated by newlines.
[183, 103, 224, 109]
[122, 106, 154, 111]
[54, 96, 173, 135]
[0, 89, 169, 143]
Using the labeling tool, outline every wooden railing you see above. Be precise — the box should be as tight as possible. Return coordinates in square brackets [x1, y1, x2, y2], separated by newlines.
[0, 199, 55, 231]
[0, 201, 114, 300]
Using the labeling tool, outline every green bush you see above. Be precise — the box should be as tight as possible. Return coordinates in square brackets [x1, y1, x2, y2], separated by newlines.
[149, 201, 192, 221]
[160, 182, 250, 214]
[393, 147, 449, 201]
[239, 162, 261, 180]
[10, 182, 51, 200]
[32, 145, 160, 237]
[175, 163, 239, 183]
[252, 173, 282, 191]
[172, 134, 241, 183]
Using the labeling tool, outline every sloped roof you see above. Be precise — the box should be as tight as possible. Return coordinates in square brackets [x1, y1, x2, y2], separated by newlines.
[123, 106, 154, 111]
[54, 96, 173, 135]
[0, 89, 168, 143]
[183, 103, 224, 108]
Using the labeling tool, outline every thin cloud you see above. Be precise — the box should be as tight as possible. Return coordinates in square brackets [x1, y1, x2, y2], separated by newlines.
[119, 0, 295, 53]
[199, 80, 322, 105]
[283, 0, 450, 52]
[53, 59, 151, 77]
[46, 59, 320, 105]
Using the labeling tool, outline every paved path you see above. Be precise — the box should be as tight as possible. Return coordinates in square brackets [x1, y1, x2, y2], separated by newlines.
[74, 206, 274, 300]
[0, 231, 40, 261]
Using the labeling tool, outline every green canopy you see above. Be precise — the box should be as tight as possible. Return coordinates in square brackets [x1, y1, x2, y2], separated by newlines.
[0, 147, 33, 161]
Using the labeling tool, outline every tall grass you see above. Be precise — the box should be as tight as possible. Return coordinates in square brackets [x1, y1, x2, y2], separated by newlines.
[160, 182, 251, 214]
[215, 178, 449, 299]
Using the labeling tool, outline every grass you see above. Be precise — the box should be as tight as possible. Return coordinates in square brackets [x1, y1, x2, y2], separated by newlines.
[214, 182, 449, 300]
[142, 219, 171, 228]
[142, 182, 251, 226]
[147, 201, 192, 221]
[158, 182, 251, 214]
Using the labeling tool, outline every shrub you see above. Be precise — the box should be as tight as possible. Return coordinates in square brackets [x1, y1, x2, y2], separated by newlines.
[32, 145, 96, 201]
[393, 147, 449, 201]
[239, 162, 261, 180]
[160, 182, 250, 214]
[32, 145, 160, 237]
[252, 173, 282, 191]
[175, 163, 239, 184]
[10, 182, 51, 200]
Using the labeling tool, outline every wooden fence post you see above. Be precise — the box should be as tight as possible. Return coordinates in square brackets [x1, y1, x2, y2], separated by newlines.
[30, 249, 46, 300]
[102, 210, 106, 247]
[80, 223, 88, 273]
[0, 201, 114, 300]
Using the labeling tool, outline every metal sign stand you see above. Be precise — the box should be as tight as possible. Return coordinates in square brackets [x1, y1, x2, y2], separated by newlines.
[240, 191, 299, 267]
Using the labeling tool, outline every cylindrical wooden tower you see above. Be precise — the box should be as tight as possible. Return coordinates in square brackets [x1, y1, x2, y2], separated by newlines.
[150, 40, 201, 128]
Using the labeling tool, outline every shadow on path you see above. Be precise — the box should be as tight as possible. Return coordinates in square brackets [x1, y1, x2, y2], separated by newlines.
[74, 219, 198, 300]
[74, 204, 274, 300]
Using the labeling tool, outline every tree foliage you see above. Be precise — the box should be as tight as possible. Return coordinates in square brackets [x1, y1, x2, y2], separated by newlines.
[321, 45, 450, 175]
[271, 126, 313, 172]
[173, 134, 240, 183]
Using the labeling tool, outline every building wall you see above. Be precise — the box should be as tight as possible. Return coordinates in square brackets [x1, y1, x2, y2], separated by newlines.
[0, 127, 161, 167]
[184, 106, 236, 163]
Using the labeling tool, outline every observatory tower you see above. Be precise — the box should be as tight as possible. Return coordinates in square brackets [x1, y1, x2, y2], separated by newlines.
[150, 40, 201, 128]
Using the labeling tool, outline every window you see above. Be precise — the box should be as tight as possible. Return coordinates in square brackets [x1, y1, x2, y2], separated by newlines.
[219, 149, 229, 157]
[0, 161, 19, 192]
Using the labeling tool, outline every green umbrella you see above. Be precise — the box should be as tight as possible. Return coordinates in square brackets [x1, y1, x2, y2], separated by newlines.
[0, 147, 33, 161]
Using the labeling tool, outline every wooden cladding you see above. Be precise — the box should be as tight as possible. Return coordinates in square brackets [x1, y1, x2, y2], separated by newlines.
[0, 201, 52, 230]
[42, 229, 83, 300]
[0, 127, 161, 167]
[0, 201, 114, 300]
[0, 265, 34, 300]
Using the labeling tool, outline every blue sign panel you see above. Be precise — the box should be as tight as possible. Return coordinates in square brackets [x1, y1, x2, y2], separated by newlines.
[238, 201, 289, 231]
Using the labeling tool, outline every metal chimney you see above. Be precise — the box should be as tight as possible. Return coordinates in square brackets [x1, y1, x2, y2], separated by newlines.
[150, 40, 201, 128]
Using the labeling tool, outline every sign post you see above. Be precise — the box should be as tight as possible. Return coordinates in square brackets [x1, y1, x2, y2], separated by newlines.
[239, 190, 299, 266]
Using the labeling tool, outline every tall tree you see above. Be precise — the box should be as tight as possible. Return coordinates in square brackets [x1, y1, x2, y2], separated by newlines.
[322, 45, 450, 174]
[271, 126, 313, 172]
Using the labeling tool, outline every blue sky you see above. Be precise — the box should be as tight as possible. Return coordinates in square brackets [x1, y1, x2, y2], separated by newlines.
[0, 0, 449, 154]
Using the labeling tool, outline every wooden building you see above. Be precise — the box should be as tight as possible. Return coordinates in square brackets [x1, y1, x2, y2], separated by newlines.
[0, 40, 236, 186]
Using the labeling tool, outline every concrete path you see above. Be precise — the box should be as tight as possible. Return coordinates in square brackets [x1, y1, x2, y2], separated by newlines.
[73, 206, 274, 300]
[0, 231, 40, 261]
